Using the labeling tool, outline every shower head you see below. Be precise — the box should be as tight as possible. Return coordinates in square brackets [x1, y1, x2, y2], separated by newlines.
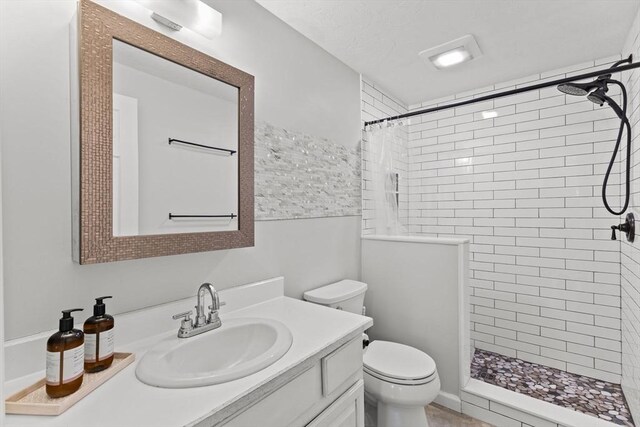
[555, 65, 633, 216]
[587, 88, 607, 106]
[583, 81, 626, 120]
[557, 81, 597, 96]
[556, 57, 630, 97]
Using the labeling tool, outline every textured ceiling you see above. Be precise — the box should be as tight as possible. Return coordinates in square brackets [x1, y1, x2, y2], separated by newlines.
[255, 0, 640, 105]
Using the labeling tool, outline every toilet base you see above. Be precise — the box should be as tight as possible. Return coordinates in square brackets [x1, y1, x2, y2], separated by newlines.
[377, 402, 429, 427]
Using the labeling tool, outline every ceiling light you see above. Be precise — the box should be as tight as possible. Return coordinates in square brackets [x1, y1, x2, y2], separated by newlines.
[419, 34, 482, 70]
[431, 49, 471, 69]
[481, 111, 498, 119]
[135, 0, 222, 39]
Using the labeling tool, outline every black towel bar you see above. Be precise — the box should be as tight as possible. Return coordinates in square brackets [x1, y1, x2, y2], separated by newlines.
[168, 138, 236, 155]
[169, 213, 237, 220]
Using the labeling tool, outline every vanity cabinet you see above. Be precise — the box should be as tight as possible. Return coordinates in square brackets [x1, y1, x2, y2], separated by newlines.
[219, 337, 364, 427]
[307, 380, 364, 427]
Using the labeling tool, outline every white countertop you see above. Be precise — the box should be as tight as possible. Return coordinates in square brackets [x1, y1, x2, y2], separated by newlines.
[5, 285, 372, 427]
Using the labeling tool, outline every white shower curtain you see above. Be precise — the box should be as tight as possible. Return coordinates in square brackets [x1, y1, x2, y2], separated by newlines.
[365, 122, 405, 235]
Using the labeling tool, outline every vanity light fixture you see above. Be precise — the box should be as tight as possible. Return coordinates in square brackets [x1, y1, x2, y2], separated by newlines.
[419, 34, 482, 70]
[135, 0, 222, 39]
[481, 110, 498, 119]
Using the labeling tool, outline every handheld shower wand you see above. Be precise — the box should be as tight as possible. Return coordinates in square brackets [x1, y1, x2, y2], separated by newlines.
[557, 56, 633, 216]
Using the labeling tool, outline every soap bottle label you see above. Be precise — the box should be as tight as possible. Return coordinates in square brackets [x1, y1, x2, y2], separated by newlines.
[84, 328, 115, 362]
[46, 346, 84, 385]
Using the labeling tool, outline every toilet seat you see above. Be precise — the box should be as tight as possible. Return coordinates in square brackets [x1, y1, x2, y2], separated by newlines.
[364, 366, 437, 385]
[363, 341, 437, 385]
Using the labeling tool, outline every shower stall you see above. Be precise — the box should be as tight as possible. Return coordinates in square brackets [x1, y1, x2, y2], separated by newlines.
[360, 44, 640, 426]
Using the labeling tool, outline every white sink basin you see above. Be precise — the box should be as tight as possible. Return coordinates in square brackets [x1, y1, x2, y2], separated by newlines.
[136, 317, 293, 388]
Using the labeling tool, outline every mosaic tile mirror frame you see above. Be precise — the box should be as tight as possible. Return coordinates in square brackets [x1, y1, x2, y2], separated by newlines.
[73, 0, 255, 264]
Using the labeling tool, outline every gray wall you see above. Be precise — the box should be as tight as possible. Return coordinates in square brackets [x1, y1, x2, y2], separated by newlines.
[362, 238, 462, 398]
[0, 0, 361, 340]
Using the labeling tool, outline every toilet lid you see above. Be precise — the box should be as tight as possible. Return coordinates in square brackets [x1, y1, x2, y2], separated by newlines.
[363, 341, 436, 381]
[303, 280, 367, 305]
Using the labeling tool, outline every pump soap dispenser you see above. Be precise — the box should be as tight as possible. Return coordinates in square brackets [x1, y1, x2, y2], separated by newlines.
[84, 296, 115, 373]
[46, 308, 85, 398]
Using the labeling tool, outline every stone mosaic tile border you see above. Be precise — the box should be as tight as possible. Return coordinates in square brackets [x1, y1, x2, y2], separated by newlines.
[471, 349, 634, 426]
[255, 122, 361, 220]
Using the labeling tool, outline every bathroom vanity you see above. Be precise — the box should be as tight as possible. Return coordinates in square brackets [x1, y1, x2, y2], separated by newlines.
[3, 277, 373, 426]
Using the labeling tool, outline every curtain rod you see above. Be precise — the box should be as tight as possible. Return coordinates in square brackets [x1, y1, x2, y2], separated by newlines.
[364, 58, 640, 127]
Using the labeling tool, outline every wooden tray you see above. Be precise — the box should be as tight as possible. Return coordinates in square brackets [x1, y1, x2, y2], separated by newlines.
[5, 352, 135, 416]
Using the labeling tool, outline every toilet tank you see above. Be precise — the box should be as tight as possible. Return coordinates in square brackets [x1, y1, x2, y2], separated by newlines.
[303, 280, 368, 315]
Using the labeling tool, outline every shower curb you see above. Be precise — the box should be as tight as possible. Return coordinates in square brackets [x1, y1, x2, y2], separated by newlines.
[462, 379, 624, 427]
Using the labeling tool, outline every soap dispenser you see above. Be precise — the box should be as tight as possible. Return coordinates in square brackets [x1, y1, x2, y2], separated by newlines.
[46, 309, 85, 398]
[84, 296, 115, 373]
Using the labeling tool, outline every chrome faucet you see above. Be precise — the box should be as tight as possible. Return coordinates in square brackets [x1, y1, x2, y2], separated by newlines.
[172, 283, 225, 338]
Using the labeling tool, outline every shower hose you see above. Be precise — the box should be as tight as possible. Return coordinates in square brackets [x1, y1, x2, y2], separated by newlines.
[601, 80, 632, 216]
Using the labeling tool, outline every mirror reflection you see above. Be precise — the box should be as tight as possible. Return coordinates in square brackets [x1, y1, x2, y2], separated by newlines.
[112, 39, 239, 237]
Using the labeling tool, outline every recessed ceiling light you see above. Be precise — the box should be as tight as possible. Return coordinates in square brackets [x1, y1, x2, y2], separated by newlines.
[481, 110, 498, 119]
[430, 48, 472, 69]
[420, 34, 482, 70]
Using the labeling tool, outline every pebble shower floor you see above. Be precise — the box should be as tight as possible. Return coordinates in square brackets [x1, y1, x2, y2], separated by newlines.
[471, 349, 634, 426]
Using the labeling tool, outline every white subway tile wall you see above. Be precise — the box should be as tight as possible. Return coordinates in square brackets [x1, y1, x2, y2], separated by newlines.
[621, 5, 640, 422]
[361, 78, 410, 235]
[361, 59, 626, 382]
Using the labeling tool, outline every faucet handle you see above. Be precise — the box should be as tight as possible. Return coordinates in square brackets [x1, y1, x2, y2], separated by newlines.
[172, 310, 193, 321]
[610, 213, 636, 242]
[172, 310, 194, 333]
[207, 301, 225, 323]
[208, 301, 226, 311]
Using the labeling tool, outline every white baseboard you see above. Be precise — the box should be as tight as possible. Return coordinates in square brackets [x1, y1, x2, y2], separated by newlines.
[434, 391, 462, 412]
[366, 389, 462, 414]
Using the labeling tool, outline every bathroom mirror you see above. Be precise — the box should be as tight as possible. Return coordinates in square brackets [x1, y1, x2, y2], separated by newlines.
[112, 40, 239, 237]
[74, 0, 254, 264]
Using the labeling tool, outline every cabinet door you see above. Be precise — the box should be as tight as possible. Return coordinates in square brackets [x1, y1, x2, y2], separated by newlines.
[307, 380, 364, 427]
[222, 363, 323, 427]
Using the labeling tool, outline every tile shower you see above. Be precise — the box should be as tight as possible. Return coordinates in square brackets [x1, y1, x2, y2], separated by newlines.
[404, 57, 624, 384]
[362, 8, 640, 420]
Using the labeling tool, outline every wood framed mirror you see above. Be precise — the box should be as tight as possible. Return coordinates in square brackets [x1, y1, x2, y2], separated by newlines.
[73, 0, 254, 264]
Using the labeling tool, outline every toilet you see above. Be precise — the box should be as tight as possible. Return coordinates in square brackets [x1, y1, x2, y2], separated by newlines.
[304, 280, 440, 427]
